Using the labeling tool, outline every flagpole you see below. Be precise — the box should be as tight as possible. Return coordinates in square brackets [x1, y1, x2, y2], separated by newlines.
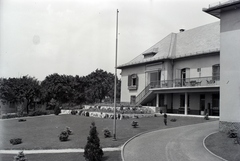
[113, 9, 119, 141]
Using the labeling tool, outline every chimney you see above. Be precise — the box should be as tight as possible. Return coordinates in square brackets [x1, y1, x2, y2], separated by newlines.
[179, 29, 185, 32]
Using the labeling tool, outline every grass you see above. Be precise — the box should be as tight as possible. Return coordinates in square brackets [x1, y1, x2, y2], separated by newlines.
[0, 114, 216, 150]
[0, 151, 121, 161]
[0, 114, 217, 161]
[205, 132, 240, 161]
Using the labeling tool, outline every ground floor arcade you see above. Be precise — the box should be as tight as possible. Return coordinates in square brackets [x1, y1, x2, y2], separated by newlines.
[143, 87, 220, 116]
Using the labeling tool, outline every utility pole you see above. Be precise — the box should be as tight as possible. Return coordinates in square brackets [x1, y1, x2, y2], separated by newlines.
[113, 9, 119, 141]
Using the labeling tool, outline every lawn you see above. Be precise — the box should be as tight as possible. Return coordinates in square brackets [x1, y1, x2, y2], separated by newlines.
[205, 131, 240, 161]
[0, 114, 217, 161]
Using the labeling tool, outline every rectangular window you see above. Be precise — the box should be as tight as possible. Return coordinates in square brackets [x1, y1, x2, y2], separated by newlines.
[159, 94, 165, 106]
[128, 74, 138, 90]
[130, 95, 136, 104]
[212, 94, 219, 107]
[212, 64, 220, 81]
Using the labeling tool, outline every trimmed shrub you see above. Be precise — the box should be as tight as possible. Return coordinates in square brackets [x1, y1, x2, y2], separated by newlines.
[85, 112, 89, 117]
[54, 106, 61, 115]
[103, 128, 111, 138]
[28, 110, 47, 116]
[10, 138, 22, 145]
[170, 118, 177, 122]
[228, 129, 237, 138]
[59, 131, 69, 141]
[2, 113, 18, 119]
[131, 121, 138, 128]
[84, 122, 104, 161]
[71, 110, 78, 115]
[13, 151, 27, 161]
[66, 127, 73, 135]
[204, 113, 209, 120]
[18, 119, 26, 122]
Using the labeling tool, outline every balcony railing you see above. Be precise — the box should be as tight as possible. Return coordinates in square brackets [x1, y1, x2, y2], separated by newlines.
[150, 76, 220, 89]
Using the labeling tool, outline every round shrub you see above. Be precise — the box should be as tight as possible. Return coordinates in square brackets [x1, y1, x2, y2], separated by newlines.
[59, 131, 69, 141]
[13, 151, 27, 161]
[54, 106, 61, 115]
[103, 128, 111, 138]
[131, 121, 138, 128]
[10, 138, 22, 145]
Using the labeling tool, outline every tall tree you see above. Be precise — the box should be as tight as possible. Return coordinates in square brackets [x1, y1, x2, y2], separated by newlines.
[0, 76, 41, 114]
[85, 69, 119, 103]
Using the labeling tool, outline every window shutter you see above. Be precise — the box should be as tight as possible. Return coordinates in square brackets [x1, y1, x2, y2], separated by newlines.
[128, 75, 131, 86]
[136, 75, 138, 87]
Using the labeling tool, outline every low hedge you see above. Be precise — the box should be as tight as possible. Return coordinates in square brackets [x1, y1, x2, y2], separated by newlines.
[10, 138, 22, 145]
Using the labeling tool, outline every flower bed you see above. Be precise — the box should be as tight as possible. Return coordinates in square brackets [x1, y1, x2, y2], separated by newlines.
[61, 109, 159, 119]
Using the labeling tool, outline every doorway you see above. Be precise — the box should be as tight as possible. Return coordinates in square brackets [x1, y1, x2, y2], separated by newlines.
[200, 94, 205, 115]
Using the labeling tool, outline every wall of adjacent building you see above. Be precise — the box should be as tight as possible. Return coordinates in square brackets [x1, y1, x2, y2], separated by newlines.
[220, 8, 240, 127]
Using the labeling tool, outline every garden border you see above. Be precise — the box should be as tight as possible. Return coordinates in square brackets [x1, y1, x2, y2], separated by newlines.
[203, 131, 228, 161]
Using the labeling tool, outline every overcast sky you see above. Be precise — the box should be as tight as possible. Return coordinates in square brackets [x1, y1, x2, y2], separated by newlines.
[0, 0, 219, 81]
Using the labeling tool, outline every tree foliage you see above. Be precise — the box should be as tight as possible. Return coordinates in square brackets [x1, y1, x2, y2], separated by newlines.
[85, 69, 119, 103]
[0, 76, 41, 114]
[84, 122, 103, 161]
[0, 69, 121, 110]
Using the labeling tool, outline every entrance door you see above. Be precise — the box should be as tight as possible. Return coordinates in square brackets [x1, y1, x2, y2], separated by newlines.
[181, 68, 190, 86]
[200, 94, 205, 115]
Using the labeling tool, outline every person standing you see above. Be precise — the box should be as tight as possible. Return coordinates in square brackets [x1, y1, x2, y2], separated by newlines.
[163, 113, 167, 126]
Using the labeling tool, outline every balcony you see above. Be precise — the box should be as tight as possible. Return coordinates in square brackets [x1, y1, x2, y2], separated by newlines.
[150, 76, 220, 89]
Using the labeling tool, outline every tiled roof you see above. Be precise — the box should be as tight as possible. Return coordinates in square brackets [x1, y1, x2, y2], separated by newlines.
[118, 21, 220, 68]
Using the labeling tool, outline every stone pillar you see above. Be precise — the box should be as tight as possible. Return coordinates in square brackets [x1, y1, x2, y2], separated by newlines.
[184, 92, 188, 115]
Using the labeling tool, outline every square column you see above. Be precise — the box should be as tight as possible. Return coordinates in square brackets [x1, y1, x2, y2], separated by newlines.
[185, 92, 188, 115]
[156, 93, 159, 107]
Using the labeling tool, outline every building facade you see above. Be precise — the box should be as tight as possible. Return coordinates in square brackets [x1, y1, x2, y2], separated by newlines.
[118, 22, 220, 116]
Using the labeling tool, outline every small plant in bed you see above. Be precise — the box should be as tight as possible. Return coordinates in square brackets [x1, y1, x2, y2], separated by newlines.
[59, 131, 69, 141]
[131, 121, 138, 128]
[10, 138, 22, 145]
[103, 128, 111, 138]
[13, 151, 27, 161]
[66, 127, 73, 135]
[170, 118, 177, 122]
[18, 119, 26, 122]
[228, 129, 237, 138]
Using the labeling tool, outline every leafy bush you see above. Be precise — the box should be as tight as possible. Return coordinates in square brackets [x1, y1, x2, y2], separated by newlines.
[78, 110, 83, 115]
[2, 113, 18, 119]
[59, 131, 69, 141]
[85, 112, 89, 117]
[170, 118, 177, 122]
[131, 121, 138, 128]
[103, 128, 111, 138]
[10, 138, 22, 145]
[228, 129, 237, 138]
[71, 110, 78, 115]
[204, 113, 209, 120]
[66, 127, 73, 135]
[28, 110, 47, 116]
[13, 151, 27, 161]
[84, 122, 103, 161]
[54, 106, 61, 115]
[18, 119, 26, 122]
